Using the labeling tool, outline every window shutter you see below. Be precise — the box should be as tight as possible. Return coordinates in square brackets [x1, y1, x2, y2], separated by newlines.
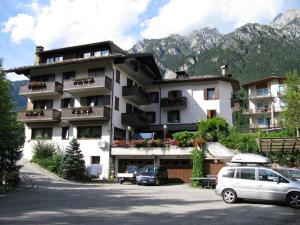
[207, 110, 211, 119]
[215, 87, 219, 99]
[204, 89, 208, 100]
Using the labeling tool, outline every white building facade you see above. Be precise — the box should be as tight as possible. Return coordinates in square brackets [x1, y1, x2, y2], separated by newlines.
[243, 75, 286, 130]
[7, 42, 239, 181]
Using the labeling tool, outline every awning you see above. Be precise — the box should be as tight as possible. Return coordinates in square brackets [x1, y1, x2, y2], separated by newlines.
[258, 137, 300, 155]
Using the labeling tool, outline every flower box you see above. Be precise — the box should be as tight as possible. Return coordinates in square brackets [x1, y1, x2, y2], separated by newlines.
[73, 77, 94, 85]
[28, 81, 46, 89]
[71, 106, 93, 114]
[25, 109, 44, 116]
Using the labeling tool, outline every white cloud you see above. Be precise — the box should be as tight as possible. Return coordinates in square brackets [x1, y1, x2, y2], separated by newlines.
[141, 0, 284, 38]
[3, 0, 150, 49]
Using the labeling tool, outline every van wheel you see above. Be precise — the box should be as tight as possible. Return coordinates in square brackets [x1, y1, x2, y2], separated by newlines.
[287, 192, 300, 208]
[222, 189, 237, 204]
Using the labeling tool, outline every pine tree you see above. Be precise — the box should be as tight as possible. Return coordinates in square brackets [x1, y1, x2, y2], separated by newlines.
[0, 59, 24, 191]
[60, 138, 87, 181]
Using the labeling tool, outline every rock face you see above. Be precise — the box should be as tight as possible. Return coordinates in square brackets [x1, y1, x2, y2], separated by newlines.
[270, 9, 300, 29]
[130, 9, 300, 83]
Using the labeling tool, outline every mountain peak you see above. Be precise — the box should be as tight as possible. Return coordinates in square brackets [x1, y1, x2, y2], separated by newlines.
[270, 9, 300, 29]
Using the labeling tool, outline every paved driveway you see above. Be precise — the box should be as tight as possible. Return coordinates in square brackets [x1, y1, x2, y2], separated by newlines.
[0, 160, 298, 225]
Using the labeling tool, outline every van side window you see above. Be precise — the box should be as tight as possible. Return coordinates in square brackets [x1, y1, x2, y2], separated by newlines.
[238, 168, 256, 180]
[222, 169, 235, 178]
[258, 169, 278, 182]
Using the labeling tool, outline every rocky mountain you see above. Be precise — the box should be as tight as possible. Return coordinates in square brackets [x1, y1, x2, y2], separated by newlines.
[9, 80, 27, 111]
[130, 9, 300, 83]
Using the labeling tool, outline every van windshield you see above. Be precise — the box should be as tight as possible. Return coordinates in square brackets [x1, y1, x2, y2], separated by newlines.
[274, 169, 297, 181]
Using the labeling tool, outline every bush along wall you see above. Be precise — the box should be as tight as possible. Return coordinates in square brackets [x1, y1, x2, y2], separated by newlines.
[191, 147, 205, 187]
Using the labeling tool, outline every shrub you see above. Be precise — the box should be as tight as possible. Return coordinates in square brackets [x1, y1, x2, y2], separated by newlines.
[32, 139, 56, 159]
[32, 154, 63, 174]
[172, 131, 197, 147]
[198, 117, 229, 141]
[191, 147, 205, 186]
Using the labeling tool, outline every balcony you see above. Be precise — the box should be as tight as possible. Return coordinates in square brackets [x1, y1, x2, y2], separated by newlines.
[243, 108, 271, 115]
[121, 113, 149, 129]
[122, 86, 150, 105]
[17, 109, 61, 123]
[19, 81, 63, 99]
[61, 106, 111, 122]
[249, 89, 274, 99]
[63, 76, 112, 95]
[160, 97, 187, 110]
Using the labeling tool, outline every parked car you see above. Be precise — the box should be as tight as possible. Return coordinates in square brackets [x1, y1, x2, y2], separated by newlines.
[215, 166, 300, 208]
[136, 165, 168, 185]
[117, 165, 140, 184]
[274, 167, 300, 181]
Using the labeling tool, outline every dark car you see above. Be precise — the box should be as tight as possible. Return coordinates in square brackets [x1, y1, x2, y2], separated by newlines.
[136, 165, 168, 185]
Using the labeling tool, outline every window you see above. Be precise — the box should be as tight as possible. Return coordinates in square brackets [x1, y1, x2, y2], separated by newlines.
[256, 102, 269, 110]
[167, 110, 180, 123]
[207, 110, 217, 119]
[62, 127, 69, 140]
[126, 103, 132, 113]
[258, 169, 278, 182]
[32, 128, 52, 139]
[31, 74, 55, 82]
[83, 52, 91, 58]
[145, 112, 155, 123]
[61, 98, 74, 108]
[114, 97, 119, 111]
[149, 92, 159, 103]
[80, 96, 110, 107]
[278, 85, 285, 95]
[116, 70, 120, 84]
[62, 71, 75, 81]
[257, 117, 270, 126]
[114, 127, 126, 140]
[91, 156, 100, 164]
[127, 78, 133, 86]
[222, 169, 235, 178]
[33, 100, 53, 109]
[88, 68, 105, 77]
[204, 87, 219, 100]
[168, 90, 182, 98]
[280, 100, 287, 108]
[46, 56, 63, 64]
[237, 168, 256, 180]
[256, 88, 269, 96]
[77, 126, 102, 139]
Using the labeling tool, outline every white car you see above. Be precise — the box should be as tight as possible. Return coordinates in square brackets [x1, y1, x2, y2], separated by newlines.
[215, 165, 300, 208]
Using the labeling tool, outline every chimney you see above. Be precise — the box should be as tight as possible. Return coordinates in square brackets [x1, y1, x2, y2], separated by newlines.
[34, 46, 44, 65]
[221, 65, 229, 77]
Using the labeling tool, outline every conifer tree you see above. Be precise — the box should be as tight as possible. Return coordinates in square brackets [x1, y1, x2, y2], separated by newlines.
[0, 59, 24, 191]
[60, 138, 86, 181]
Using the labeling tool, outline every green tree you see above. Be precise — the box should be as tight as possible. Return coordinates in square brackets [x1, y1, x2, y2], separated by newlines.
[60, 138, 87, 181]
[0, 59, 24, 191]
[282, 70, 300, 137]
[198, 117, 229, 141]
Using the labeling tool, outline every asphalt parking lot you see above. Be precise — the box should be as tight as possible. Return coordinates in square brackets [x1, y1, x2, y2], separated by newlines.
[0, 161, 298, 225]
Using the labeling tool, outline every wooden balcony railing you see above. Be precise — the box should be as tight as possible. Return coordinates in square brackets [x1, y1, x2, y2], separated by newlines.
[61, 106, 111, 122]
[243, 108, 272, 114]
[17, 109, 61, 123]
[63, 76, 112, 93]
[122, 86, 150, 105]
[160, 97, 187, 108]
[19, 81, 63, 97]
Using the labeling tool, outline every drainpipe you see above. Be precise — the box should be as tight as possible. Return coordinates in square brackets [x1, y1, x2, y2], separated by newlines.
[107, 61, 115, 178]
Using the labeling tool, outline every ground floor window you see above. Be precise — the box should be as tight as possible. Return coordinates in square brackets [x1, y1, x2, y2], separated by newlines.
[207, 110, 217, 119]
[91, 156, 100, 164]
[31, 128, 52, 139]
[62, 127, 69, 140]
[167, 110, 180, 123]
[77, 126, 102, 139]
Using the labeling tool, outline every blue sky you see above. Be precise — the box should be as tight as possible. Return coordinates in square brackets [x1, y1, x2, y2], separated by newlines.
[1, 0, 300, 80]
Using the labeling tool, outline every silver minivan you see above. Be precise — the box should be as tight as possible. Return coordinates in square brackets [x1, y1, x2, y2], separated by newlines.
[215, 166, 300, 208]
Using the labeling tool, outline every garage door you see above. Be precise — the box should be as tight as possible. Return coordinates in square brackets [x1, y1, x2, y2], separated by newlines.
[160, 159, 192, 183]
[204, 160, 225, 175]
[118, 159, 154, 172]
